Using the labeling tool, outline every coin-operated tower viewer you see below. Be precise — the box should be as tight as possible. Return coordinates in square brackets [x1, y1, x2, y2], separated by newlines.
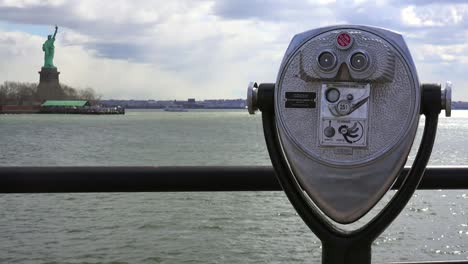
[247, 25, 451, 264]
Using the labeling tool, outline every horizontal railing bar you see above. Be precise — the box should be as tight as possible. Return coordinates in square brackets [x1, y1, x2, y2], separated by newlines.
[389, 261, 468, 264]
[0, 166, 467, 193]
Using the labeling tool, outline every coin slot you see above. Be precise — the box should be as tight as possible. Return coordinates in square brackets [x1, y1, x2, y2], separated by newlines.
[325, 88, 340, 103]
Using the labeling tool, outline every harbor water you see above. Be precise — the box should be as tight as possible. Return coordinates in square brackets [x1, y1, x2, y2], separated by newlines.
[0, 110, 467, 263]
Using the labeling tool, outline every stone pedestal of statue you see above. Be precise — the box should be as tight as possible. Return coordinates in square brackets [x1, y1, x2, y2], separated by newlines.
[36, 67, 64, 101]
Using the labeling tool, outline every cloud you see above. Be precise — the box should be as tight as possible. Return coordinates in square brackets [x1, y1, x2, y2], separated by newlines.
[400, 4, 468, 27]
[0, 0, 64, 8]
[212, 0, 335, 21]
[85, 42, 148, 61]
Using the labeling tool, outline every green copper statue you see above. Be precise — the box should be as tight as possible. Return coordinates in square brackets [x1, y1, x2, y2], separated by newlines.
[42, 25, 58, 68]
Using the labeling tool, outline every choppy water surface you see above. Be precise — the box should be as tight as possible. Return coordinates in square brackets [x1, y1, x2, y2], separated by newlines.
[0, 110, 467, 263]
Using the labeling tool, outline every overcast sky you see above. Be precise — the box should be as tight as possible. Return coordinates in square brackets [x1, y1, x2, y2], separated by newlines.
[0, 0, 467, 100]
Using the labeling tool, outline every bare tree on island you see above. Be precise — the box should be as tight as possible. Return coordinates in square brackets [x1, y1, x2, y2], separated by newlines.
[0, 81, 100, 105]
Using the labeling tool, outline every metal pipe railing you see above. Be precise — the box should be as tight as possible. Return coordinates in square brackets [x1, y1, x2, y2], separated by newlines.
[2, 166, 468, 264]
[390, 261, 468, 264]
[0, 166, 467, 193]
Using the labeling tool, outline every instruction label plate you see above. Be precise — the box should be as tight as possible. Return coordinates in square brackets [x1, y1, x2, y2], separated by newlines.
[319, 83, 370, 147]
[285, 92, 316, 108]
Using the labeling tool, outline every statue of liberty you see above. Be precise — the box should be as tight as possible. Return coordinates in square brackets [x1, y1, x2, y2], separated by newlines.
[42, 25, 58, 68]
[37, 25, 64, 100]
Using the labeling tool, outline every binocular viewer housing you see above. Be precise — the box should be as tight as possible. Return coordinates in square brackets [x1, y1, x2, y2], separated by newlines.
[248, 25, 451, 224]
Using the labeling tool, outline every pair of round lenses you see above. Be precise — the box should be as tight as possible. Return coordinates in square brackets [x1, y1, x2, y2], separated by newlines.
[318, 51, 369, 72]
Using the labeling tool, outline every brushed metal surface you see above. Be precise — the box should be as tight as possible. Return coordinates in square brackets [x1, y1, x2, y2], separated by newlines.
[274, 25, 420, 224]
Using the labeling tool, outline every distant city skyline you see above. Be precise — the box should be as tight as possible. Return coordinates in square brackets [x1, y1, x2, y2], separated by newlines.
[1, 1, 468, 100]
[101, 98, 247, 109]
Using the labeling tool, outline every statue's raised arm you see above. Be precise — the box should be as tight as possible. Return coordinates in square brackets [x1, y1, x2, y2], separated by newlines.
[52, 25, 58, 39]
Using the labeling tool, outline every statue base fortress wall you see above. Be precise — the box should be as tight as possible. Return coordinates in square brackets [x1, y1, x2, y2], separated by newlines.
[37, 67, 64, 101]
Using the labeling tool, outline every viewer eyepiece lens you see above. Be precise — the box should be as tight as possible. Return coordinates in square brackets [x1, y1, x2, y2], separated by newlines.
[318, 51, 337, 71]
[350, 51, 369, 71]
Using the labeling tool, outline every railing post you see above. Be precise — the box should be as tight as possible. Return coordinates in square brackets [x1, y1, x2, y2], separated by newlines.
[322, 240, 371, 264]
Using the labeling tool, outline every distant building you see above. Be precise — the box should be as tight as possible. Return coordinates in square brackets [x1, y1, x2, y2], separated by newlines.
[40, 100, 90, 113]
[453, 101, 468, 109]
[183, 98, 203, 109]
[39, 100, 124, 114]
[41, 100, 90, 107]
